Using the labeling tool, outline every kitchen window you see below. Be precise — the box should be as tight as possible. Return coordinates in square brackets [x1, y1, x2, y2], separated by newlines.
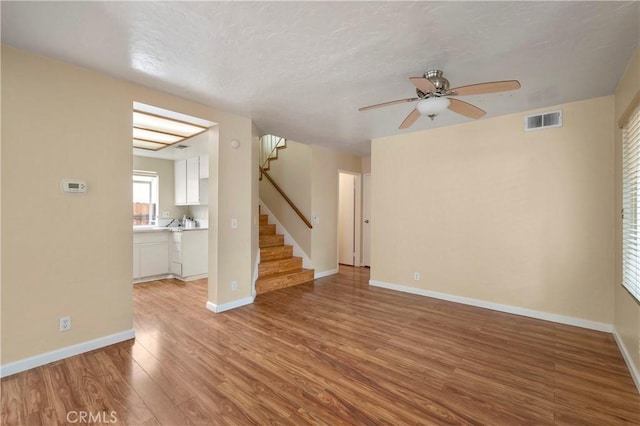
[133, 171, 159, 226]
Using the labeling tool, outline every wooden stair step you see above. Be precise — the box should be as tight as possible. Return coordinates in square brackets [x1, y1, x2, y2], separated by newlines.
[259, 224, 276, 236]
[259, 214, 269, 225]
[259, 257, 303, 277]
[259, 234, 284, 248]
[260, 245, 293, 261]
[255, 269, 315, 294]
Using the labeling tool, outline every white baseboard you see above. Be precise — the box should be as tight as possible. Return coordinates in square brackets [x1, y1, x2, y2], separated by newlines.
[133, 274, 173, 284]
[369, 280, 613, 332]
[0, 329, 135, 378]
[315, 269, 339, 279]
[206, 296, 254, 313]
[252, 252, 260, 299]
[175, 273, 208, 282]
[613, 327, 640, 393]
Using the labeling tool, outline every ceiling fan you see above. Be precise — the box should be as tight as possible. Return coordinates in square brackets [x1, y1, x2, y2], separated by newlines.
[359, 69, 521, 129]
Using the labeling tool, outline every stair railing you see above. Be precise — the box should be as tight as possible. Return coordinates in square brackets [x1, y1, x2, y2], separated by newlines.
[260, 134, 286, 171]
[259, 166, 313, 229]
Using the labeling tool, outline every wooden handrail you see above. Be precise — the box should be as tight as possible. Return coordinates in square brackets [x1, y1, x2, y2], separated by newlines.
[260, 167, 313, 229]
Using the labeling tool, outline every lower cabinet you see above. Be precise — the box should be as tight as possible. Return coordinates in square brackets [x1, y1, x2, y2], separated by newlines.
[170, 230, 208, 280]
[140, 243, 169, 277]
[133, 231, 169, 281]
[134, 229, 207, 282]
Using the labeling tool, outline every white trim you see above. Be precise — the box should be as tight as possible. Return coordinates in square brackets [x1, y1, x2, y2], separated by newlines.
[134, 273, 209, 284]
[206, 296, 254, 313]
[369, 280, 612, 332]
[259, 200, 313, 269]
[252, 250, 260, 299]
[337, 170, 362, 267]
[134, 274, 173, 284]
[613, 327, 640, 393]
[0, 329, 135, 378]
[315, 269, 339, 279]
[175, 273, 208, 282]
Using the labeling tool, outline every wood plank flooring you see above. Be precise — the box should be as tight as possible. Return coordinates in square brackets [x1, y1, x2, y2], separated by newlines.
[2, 266, 639, 425]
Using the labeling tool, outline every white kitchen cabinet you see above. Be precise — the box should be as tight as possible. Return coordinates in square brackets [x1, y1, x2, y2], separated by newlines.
[133, 231, 170, 282]
[140, 243, 169, 277]
[170, 230, 208, 280]
[133, 246, 141, 279]
[174, 159, 187, 205]
[199, 154, 209, 179]
[186, 156, 200, 204]
[175, 156, 208, 206]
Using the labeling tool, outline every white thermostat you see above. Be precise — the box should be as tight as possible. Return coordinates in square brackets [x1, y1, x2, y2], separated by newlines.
[61, 179, 87, 193]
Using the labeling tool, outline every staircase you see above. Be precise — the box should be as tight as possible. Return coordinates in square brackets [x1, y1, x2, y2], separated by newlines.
[256, 212, 314, 294]
[259, 134, 287, 179]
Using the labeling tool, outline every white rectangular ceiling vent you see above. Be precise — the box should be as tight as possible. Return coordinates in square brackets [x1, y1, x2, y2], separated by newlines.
[524, 110, 562, 131]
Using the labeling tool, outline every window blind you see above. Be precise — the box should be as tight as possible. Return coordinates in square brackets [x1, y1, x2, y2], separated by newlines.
[622, 104, 640, 302]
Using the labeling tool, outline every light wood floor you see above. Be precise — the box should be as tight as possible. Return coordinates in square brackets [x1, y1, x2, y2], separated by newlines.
[2, 266, 639, 425]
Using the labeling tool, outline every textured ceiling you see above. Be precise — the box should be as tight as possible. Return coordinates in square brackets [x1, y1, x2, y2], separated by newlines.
[2, 1, 639, 156]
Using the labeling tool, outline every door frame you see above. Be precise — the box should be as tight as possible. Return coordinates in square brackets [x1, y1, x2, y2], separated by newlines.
[362, 173, 371, 267]
[337, 170, 362, 267]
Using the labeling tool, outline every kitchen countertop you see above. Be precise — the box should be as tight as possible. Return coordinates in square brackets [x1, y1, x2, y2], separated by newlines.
[133, 226, 208, 234]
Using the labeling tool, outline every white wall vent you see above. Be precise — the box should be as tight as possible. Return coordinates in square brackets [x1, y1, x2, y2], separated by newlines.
[524, 110, 562, 131]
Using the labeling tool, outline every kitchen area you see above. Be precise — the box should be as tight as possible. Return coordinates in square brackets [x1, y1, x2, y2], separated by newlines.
[132, 103, 215, 284]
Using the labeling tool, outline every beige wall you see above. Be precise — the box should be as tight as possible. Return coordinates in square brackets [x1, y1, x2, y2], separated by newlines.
[133, 155, 188, 220]
[311, 145, 361, 273]
[259, 140, 312, 255]
[1, 46, 255, 365]
[1, 46, 133, 363]
[361, 157, 371, 174]
[372, 96, 615, 324]
[615, 48, 640, 372]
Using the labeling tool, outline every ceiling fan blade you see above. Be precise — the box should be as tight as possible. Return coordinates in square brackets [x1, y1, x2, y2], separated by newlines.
[399, 108, 421, 129]
[448, 98, 486, 119]
[450, 80, 521, 96]
[409, 77, 436, 93]
[359, 97, 419, 111]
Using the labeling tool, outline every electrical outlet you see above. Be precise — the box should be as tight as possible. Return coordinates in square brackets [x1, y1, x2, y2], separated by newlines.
[162, 211, 170, 218]
[231, 280, 238, 291]
[59, 316, 71, 332]
[231, 218, 238, 229]
[414, 272, 420, 281]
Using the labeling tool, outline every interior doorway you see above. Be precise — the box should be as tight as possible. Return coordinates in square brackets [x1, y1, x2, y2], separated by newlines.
[338, 171, 361, 266]
[362, 173, 371, 267]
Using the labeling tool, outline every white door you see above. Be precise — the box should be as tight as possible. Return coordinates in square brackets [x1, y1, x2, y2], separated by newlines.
[363, 173, 371, 267]
[338, 173, 356, 265]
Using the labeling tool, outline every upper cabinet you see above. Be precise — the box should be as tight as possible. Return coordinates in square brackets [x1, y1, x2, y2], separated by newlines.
[175, 154, 209, 206]
[175, 159, 187, 205]
[186, 156, 200, 204]
[199, 154, 209, 179]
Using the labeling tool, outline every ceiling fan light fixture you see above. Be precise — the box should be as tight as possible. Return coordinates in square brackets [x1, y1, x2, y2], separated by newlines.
[416, 97, 450, 116]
